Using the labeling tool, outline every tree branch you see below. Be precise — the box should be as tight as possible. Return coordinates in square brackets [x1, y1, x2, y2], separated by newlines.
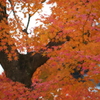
[8, 0, 19, 24]
[22, 14, 31, 34]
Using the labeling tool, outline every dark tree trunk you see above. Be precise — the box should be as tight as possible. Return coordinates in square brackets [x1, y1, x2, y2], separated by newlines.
[0, 50, 49, 87]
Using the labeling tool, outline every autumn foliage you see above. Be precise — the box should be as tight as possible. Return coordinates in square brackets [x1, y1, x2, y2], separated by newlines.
[0, 0, 100, 99]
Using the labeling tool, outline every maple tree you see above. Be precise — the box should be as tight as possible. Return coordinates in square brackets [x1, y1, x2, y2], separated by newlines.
[0, 0, 100, 99]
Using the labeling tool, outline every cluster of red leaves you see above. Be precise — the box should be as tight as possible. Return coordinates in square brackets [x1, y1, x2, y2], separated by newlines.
[31, 56, 100, 100]
[0, 73, 46, 100]
[0, 72, 100, 100]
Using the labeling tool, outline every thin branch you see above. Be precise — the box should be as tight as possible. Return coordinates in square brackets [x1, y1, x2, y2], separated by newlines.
[24, 7, 39, 34]
[22, 14, 31, 34]
[8, 0, 19, 23]
[23, 2, 44, 34]
[26, 14, 31, 31]
[41, 0, 46, 3]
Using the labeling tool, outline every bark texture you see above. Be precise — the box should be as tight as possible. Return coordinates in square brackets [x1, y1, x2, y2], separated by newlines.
[0, 50, 49, 87]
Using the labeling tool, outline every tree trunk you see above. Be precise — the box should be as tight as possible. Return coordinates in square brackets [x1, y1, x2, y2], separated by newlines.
[0, 50, 49, 87]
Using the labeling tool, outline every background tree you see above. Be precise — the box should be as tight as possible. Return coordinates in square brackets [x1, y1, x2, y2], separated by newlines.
[0, 0, 100, 99]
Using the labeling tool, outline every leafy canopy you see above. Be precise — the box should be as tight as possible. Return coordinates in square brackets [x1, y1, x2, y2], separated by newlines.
[0, 0, 100, 99]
